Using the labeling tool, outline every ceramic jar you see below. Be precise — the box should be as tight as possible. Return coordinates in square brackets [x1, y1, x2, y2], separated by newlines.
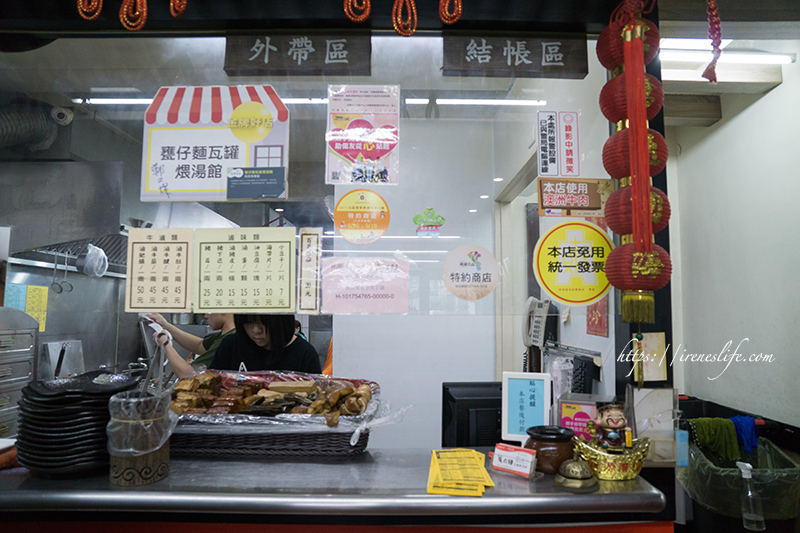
[524, 426, 575, 475]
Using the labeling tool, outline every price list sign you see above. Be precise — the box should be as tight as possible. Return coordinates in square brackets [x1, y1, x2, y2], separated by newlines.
[125, 228, 193, 313]
[193, 227, 296, 313]
[298, 227, 323, 314]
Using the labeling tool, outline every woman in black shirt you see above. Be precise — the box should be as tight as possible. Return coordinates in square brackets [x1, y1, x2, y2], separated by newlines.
[210, 314, 321, 374]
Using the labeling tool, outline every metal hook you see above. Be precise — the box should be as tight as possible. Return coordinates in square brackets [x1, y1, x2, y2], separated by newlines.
[50, 254, 63, 293]
[61, 253, 73, 292]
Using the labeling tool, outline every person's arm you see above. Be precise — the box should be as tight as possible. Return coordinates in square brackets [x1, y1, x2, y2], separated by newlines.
[153, 331, 195, 379]
[146, 312, 206, 355]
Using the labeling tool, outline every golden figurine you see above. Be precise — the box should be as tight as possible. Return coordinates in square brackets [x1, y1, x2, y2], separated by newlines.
[575, 402, 650, 481]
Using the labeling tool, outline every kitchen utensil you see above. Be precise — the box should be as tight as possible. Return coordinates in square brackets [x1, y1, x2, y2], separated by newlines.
[53, 342, 68, 378]
[50, 255, 62, 293]
[60, 253, 73, 292]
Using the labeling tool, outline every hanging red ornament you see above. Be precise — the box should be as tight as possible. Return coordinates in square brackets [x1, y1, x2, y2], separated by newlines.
[599, 72, 663, 123]
[602, 128, 668, 180]
[119, 0, 147, 30]
[77, 0, 103, 20]
[170, 0, 186, 18]
[596, 16, 659, 72]
[392, 0, 417, 36]
[344, 0, 371, 23]
[621, 19, 653, 253]
[702, 0, 723, 82]
[439, 0, 462, 24]
[605, 243, 672, 323]
[604, 186, 670, 235]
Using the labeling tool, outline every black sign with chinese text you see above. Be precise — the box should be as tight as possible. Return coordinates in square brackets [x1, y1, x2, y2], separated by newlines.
[225, 34, 371, 76]
[443, 36, 588, 79]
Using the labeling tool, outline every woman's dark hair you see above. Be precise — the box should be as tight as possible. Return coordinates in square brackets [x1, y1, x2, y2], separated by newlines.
[234, 314, 295, 362]
[294, 320, 302, 333]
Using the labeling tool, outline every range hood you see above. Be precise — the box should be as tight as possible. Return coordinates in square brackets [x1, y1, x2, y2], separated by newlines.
[12, 233, 128, 275]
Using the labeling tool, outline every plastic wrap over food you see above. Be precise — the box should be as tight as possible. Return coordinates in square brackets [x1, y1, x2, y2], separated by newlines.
[171, 370, 388, 435]
[107, 388, 178, 457]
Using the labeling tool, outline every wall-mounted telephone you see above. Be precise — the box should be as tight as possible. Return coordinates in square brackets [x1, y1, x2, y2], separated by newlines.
[522, 296, 550, 372]
[522, 296, 550, 348]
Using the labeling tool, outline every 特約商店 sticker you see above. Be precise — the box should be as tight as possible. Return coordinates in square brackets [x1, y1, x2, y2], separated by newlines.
[333, 189, 390, 245]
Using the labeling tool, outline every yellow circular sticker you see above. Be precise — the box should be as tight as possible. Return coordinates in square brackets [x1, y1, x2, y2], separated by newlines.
[533, 221, 614, 306]
[443, 245, 499, 301]
[229, 101, 273, 143]
[334, 189, 390, 245]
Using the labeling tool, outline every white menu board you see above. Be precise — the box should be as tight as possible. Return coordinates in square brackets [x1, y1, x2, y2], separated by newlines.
[193, 227, 296, 313]
[125, 228, 194, 313]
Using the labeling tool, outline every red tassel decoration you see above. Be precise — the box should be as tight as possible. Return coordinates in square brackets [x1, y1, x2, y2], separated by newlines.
[344, 0, 371, 23]
[623, 20, 653, 254]
[392, 0, 417, 36]
[439, 0, 462, 25]
[702, 0, 722, 83]
[77, 0, 103, 20]
[119, 0, 147, 31]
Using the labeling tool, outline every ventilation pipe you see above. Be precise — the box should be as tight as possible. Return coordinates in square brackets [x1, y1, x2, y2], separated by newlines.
[0, 102, 74, 152]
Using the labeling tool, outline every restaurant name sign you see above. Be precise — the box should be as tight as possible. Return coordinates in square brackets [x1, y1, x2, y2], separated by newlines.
[140, 84, 290, 202]
[443, 35, 587, 79]
[225, 34, 371, 76]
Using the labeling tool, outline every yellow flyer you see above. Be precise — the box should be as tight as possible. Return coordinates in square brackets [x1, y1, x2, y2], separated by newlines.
[25, 285, 48, 332]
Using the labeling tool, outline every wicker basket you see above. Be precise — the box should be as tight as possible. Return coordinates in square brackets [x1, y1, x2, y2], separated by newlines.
[168, 371, 378, 459]
[170, 428, 369, 458]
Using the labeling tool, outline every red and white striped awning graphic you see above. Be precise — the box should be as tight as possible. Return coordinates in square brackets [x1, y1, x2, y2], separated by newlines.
[145, 85, 289, 126]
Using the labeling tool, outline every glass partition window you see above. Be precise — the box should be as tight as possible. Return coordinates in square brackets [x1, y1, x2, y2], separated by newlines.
[0, 35, 614, 449]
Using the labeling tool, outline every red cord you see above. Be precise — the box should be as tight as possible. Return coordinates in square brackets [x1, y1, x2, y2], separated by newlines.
[702, 0, 722, 82]
[77, 0, 103, 20]
[344, 0, 371, 23]
[119, 0, 147, 31]
[439, 0, 462, 25]
[392, 0, 417, 36]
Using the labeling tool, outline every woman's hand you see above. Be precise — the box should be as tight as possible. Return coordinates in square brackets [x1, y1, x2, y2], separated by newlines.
[153, 330, 172, 346]
[145, 312, 169, 328]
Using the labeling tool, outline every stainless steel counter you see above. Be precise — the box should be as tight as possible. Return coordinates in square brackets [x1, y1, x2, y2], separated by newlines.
[0, 448, 666, 522]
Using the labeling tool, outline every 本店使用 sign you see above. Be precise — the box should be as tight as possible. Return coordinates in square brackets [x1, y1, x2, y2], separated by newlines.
[141, 85, 289, 202]
[532, 221, 614, 306]
[537, 177, 613, 218]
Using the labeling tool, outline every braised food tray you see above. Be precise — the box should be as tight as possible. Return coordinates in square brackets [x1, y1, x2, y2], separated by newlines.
[170, 371, 380, 458]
